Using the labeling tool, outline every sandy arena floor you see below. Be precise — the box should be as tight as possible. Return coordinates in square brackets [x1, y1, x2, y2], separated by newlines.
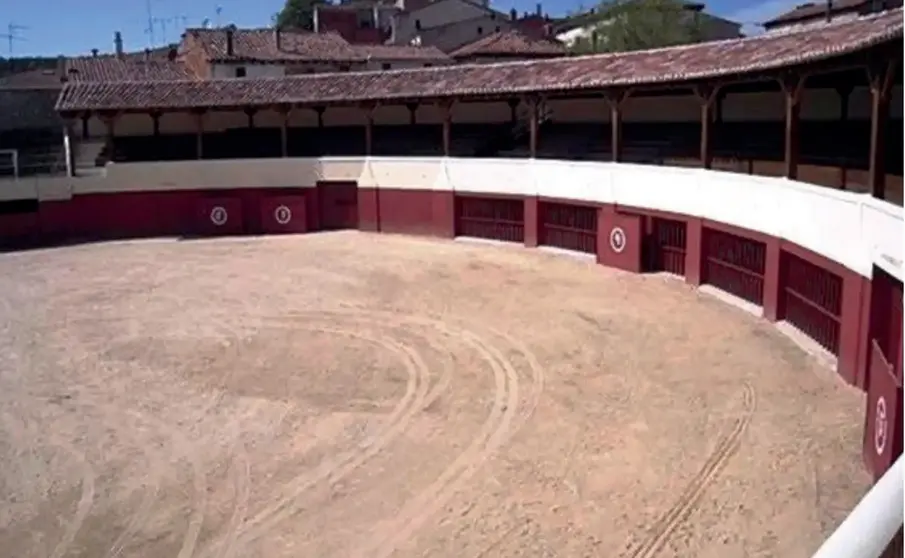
[0, 232, 870, 558]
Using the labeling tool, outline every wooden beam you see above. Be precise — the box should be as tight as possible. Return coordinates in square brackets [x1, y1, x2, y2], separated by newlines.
[779, 73, 806, 180]
[191, 108, 206, 160]
[277, 105, 291, 158]
[441, 100, 453, 157]
[604, 88, 630, 163]
[363, 103, 375, 156]
[527, 97, 539, 158]
[244, 107, 257, 129]
[867, 57, 896, 199]
[694, 84, 720, 170]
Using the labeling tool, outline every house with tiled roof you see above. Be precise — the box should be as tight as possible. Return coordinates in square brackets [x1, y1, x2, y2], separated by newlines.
[180, 26, 451, 78]
[449, 29, 566, 62]
[388, 0, 545, 52]
[763, 0, 903, 32]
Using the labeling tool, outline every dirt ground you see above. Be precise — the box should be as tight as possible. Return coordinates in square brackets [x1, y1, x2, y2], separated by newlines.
[0, 232, 870, 558]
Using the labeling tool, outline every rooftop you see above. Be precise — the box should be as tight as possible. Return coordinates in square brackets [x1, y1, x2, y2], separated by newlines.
[450, 29, 567, 58]
[55, 8, 902, 112]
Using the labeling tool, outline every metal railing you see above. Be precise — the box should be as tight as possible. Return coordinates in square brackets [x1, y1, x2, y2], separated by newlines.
[811, 456, 903, 558]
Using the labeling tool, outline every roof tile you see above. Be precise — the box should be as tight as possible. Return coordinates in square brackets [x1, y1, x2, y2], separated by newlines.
[56, 9, 903, 112]
[450, 29, 566, 58]
[351, 44, 451, 61]
[190, 28, 364, 63]
[64, 55, 195, 82]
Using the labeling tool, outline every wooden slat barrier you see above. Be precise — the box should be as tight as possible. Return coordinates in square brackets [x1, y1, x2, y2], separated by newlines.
[780, 252, 843, 355]
[454, 196, 525, 243]
[701, 228, 766, 306]
[538, 202, 597, 254]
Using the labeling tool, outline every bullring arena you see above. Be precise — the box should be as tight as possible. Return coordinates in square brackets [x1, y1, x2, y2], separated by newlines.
[1, 9, 903, 558]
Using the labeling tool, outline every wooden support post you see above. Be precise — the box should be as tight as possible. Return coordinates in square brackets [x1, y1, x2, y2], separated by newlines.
[80, 112, 90, 140]
[528, 96, 539, 158]
[363, 103, 375, 156]
[278, 104, 291, 158]
[507, 98, 519, 124]
[780, 73, 805, 180]
[604, 88, 629, 162]
[441, 100, 453, 157]
[406, 103, 418, 126]
[244, 107, 257, 129]
[867, 58, 896, 200]
[835, 83, 853, 189]
[100, 110, 118, 161]
[191, 108, 205, 160]
[694, 84, 720, 169]
[150, 111, 161, 136]
[60, 112, 77, 177]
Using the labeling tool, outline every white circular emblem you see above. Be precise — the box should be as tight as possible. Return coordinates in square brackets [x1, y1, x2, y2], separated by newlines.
[209, 206, 228, 226]
[609, 226, 626, 254]
[875, 396, 888, 456]
[274, 205, 292, 225]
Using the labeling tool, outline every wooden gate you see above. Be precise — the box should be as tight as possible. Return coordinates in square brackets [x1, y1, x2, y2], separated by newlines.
[454, 196, 524, 243]
[701, 228, 766, 306]
[780, 251, 843, 355]
[647, 217, 686, 276]
[863, 340, 903, 480]
[538, 202, 597, 254]
[317, 181, 359, 230]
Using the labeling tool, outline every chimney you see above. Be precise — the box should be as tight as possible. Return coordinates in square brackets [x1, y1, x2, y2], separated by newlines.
[167, 45, 178, 61]
[91, 48, 99, 58]
[56, 55, 67, 82]
[536, 3, 542, 17]
[825, 0, 833, 22]
[509, 8, 517, 20]
[144, 48, 151, 61]
[225, 25, 235, 56]
[274, 26, 282, 51]
[114, 31, 123, 59]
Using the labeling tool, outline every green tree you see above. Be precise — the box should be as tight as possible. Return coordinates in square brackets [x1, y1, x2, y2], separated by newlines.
[273, 0, 329, 31]
[568, 0, 705, 54]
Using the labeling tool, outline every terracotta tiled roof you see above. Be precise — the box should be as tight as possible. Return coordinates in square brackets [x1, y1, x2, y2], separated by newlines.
[188, 28, 363, 63]
[0, 89, 62, 130]
[351, 44, 451, 61]
[63, 55, 195, 82]
[450, 30, 566, 58]
[764, 0, 870, 25]
[0, 67, 65, 90]
[56, 9, 903, 112]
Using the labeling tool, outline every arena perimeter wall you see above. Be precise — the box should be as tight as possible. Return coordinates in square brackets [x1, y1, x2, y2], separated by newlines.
[0, 157, 902, 481]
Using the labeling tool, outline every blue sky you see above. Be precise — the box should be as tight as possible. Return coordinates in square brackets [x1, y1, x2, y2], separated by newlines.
[3, 0, 804, 57]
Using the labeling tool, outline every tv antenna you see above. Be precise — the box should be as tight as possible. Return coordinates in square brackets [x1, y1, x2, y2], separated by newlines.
[0, 22, 28, 54]
[215, 6, 223, 28]
[145, 0, 156, 47]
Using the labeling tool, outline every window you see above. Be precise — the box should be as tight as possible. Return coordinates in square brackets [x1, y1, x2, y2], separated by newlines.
[339, 65, 351, 72]
[423, 63, 433, 68]
[415, 19, 422, 30]
[477, 26, 483, 34]
[234, 66, 247, 78]
[382, 63, 392, 70]
[495, 25, 501, 32]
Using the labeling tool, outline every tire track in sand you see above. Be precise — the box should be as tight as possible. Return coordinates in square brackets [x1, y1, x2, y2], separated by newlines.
[624, 382, 757, 558]
[200, 316, 435, 558]
[347, 309, 536, 558]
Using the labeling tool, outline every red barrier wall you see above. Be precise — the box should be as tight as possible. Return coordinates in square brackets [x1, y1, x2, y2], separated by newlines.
[0, 183, 900, 480]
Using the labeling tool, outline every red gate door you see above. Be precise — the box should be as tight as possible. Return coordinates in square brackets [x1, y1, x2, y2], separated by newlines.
[261, 195, 307, 234]
[317, 181, 359, 230]
[863, 340, 903, 480]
